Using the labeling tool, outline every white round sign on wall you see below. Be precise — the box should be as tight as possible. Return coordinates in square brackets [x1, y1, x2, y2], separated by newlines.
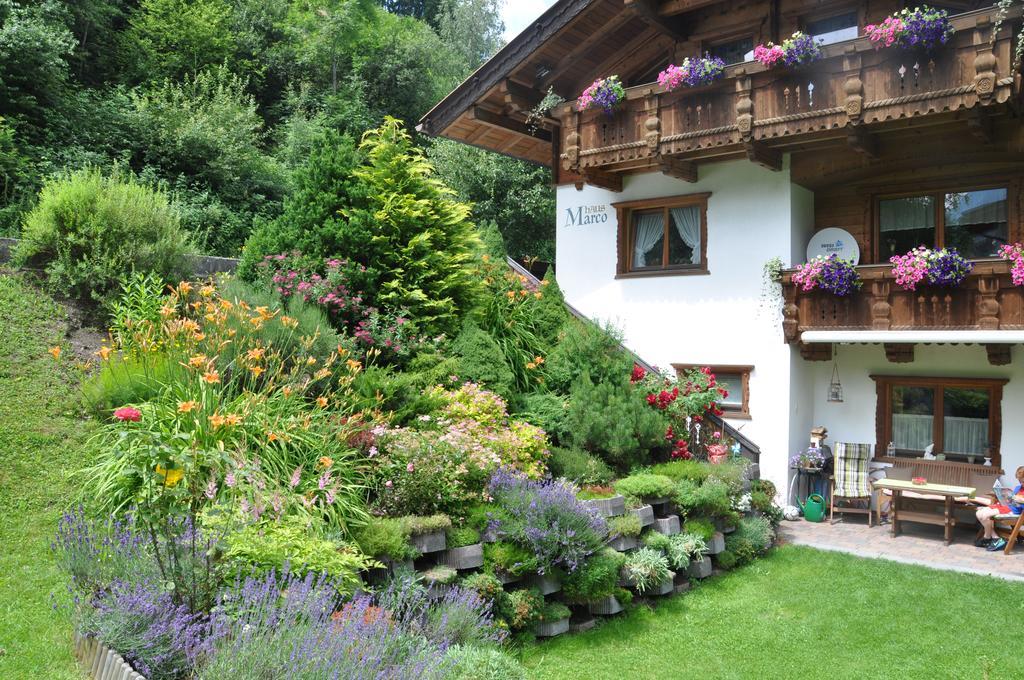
[806, 227, 860, 264]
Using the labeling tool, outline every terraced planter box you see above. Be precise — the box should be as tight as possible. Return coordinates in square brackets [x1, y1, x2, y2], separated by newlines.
[365, 557, 415, 585]
[707, 531, 726, 555]
[673, 572, 692, 596]
[410, 529, 446, 554]
[687, 555, 713, 579]
[648, 497, 673, 516]
[652, 515, 680, 536]
[630, 504, 655, 527]
[440, 543, 484, 570]
[582, 494, 626, 517]
[589, 595, 623, 616]
[649, 572, 676, 596]
[534, 616, 570, 638]
[714, 517, 736, 534]
[569, 614, 596, 633]
[495, 570, 521, 585]
[607, 534, 640, 551]
[529, 573, 562, 595]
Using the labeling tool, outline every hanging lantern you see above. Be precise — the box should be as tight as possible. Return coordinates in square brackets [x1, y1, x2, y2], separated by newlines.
[827, 345, 843, 403]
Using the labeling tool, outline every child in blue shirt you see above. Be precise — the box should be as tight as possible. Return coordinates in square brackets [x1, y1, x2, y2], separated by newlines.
[975, 466, 1024, 551]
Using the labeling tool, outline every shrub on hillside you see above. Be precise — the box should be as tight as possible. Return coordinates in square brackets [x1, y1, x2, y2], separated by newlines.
[547, 447, 613, 486]
[15, 168, 191, 308]
[451, 321, 516, 400]
[545, 319, 633, 394]
[563, 375, 668, 471]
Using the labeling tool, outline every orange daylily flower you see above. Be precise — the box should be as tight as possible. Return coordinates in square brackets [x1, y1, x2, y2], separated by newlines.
[177, 282, 193, 295]
[177, 401, 199, 413]
[223, 413, 242, 427]
[48, 346, 62, 360]
[318, 456, 334, 469]
[199, 285, 215, 298]
[208, 413, 226, 429]
[189, 354, 208, 368]
[160, 305, 176, 318]
[96, 346, 112, 361]
[247, 348, 266, 361]
[314, 368, 331, 380]
[249, 365, 265, 378]
[346, 359, 362, 371]
[281, 316, 298, 329]
[202, 370, 221, 384]
[282, 386, 294, 397]
[267, 431, 280, 443]
[316, 396, 329, 408]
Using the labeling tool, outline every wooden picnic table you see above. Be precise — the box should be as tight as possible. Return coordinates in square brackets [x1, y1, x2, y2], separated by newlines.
[872, 479, 976, 546]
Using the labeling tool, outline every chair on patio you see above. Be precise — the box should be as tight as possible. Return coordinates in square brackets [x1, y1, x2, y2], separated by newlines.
[830, 442, 874, 527]
[990, 512, 1024, 554]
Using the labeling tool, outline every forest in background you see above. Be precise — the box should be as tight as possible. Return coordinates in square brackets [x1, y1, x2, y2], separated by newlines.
[0, 0, 555, 260]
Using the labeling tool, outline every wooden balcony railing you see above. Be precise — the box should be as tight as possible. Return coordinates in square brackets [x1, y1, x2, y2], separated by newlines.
[780, 259, 1024, 342]
[557, 7, 1019, 178]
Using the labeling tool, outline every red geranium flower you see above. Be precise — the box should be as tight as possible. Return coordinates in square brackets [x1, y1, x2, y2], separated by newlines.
[630, 364, 647, 383]
[113, 406, 141, 422]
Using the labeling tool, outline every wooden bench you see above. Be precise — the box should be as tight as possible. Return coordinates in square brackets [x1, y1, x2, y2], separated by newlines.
[877, 459, 1003, 525]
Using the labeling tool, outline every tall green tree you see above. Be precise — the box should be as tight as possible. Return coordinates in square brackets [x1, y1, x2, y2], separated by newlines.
[378, 0, 441, 24]
[124, 0, 235, 81]
[436, 0, 503, 72]
[428, 138, 555, 261]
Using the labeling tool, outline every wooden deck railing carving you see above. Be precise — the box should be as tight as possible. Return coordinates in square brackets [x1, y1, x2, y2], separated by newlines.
[558, 7, 1019, 175]
[780, 260, 1024, 342]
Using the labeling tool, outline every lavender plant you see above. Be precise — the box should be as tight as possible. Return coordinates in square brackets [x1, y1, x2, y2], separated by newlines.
[202, 570, 452, 679]
[51, 507, 150, 595]
[486, 469, 608, 574]
[80, 579, 220, 680]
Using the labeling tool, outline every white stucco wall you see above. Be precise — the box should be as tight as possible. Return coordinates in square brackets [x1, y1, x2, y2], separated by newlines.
[800, 344, 1024, 474]
[554, 158, 812, 495]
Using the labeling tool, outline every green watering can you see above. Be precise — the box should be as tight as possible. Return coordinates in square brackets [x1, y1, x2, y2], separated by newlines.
[800, 494, 826, 523]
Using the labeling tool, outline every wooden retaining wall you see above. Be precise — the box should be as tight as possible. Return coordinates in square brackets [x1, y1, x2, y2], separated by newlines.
[73, 632, 146, 680]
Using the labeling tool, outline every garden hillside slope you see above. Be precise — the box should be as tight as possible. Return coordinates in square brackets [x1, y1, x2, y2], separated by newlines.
[0, 273, 92, 678]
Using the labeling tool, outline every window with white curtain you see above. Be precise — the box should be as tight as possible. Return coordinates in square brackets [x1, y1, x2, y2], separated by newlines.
[873, 376, 1005, 466]
[877, 187, 1008, 260]
[615, 194, 709, 276]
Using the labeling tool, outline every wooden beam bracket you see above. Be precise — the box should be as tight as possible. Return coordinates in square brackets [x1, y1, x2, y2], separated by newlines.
[884, 343, 915, 363]
[743, 141, 782, 172]
[579, 169, 623, 192]
[470, 106, 552, 143]
[659, 156, 698, 182]
[623, 0, 688, 42]
[846, 124, 878, 159]
[986, 344, 1012, 366]
[799, 342, 832, 361]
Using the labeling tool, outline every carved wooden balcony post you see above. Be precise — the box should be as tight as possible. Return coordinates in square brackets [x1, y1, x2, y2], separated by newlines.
[560, 108, 580, 172]
[782, 283, 800, 343]
[735, 74, 754, 143]
[870, 280, 892, 330]
[977, 275, 1001, 329]
[644, 93, 661, 155]
[842, 48, 864, 124]
[972, 16, 997, 104]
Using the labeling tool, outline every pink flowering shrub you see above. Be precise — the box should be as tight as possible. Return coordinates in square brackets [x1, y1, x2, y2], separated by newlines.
[257, 251, 370, 330]
[999, 243, 1024, 286]
[368, 383, 550, 516]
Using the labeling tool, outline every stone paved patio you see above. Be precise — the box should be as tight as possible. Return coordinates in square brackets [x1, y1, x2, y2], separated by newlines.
[779, 517, 1024, 582]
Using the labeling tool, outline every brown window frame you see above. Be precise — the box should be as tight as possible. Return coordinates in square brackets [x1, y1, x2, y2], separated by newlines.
[704, 35, 755, 65]
[871, 375, 1007, 467]
[872, 183, 1010, 263]
[673, 363, 753, 419]
[613, 193, 710, 279]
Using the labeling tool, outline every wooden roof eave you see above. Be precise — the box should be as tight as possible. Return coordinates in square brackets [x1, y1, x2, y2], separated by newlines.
[418, 0, 595, 141]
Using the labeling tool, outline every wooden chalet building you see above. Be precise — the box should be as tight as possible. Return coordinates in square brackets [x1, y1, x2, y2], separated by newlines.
[421, 0, 1024, 500]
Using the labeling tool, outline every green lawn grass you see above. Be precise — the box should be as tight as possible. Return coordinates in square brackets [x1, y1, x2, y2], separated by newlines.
[0, 273, 93, 678]
[521, 545, 1019, 680]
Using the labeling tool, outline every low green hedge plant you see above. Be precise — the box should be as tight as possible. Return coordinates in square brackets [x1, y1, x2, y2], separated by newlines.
[560, 549, 626, 604]
[484, 542, 538, 577]
[353, 517, 415, 561]
[538, 601, 571, 622]
[400, 514, 452, 535]
[682, 518, 715, 542]
[613, 473, 675, 502]
[547, 447, 613, 485]
[446, 526, 482, 548]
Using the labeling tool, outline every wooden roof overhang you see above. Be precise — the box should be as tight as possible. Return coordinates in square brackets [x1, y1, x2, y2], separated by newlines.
[422, 2, 1023, 187]
[418, 0, 701, 165]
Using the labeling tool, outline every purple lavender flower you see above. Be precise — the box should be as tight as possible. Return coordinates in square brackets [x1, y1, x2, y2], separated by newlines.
[486, 469, 608, 574]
